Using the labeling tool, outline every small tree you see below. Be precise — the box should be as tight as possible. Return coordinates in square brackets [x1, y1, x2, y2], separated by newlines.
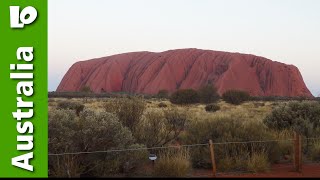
[198, 84, 220, 104]
[170, 89, 199, 105]
[104, 97, 146, 133]
[222, 90, 250, 105]
[80, 86, 92, 93]
[135, 108, 188, 147]
[80, 86, 93, 103]
[157, 89, 169, 99]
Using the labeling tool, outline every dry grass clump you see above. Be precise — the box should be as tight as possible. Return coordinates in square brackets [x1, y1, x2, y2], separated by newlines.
[154, 148, 191, 177]
[247, 151, 270, 173]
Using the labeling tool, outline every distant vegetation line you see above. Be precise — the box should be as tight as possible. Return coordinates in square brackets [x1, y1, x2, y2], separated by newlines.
[48, 91, 316, 102]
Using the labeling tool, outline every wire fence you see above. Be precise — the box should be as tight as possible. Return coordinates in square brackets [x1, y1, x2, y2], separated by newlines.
[48, 139, 297, 156]
[48, 137, 320, 177]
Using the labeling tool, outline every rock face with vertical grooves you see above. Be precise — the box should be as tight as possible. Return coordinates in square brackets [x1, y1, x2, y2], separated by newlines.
[57, 48, 313, 97]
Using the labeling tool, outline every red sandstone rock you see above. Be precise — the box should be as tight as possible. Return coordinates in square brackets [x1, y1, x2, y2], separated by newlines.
[57, 48, 313, 97]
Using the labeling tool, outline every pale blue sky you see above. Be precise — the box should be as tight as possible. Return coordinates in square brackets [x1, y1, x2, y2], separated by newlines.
[49, 0, 320, 96]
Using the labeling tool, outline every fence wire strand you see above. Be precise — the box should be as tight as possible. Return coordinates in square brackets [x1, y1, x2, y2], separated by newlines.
[49, 139, 294, 156]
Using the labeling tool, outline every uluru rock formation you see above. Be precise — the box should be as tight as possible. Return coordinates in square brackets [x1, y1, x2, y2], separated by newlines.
[57, 48, 313, 97]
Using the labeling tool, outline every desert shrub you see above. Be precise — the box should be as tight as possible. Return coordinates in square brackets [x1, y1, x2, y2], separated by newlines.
[154, 149, 191, 177]
[198, 84, 220, 104]
[184, 115, 279, 169]
[158, 102, 168, 108]
[163, 108, 188, 132]
[309, 141, 320, 162]
[254, 102, 265, 108]
[250, 96, 311, 102]
[205, 104, 220, 112]
[143, 94, 153, 99]
[250, 96, 273, 101]
[49, 109, 145, 177]
[80, 86, 92, 93]
[264, 101, 320, 139]
[157, 90, 169, 99]
[104, 97, 146, 133]
[93, 144, 148, 176]
[222, 90, 251, 105]
[48, 91, 112, 99]
[57, 101, 85, 116]
[170, 89, 199, 105]
[135, 108, 188, 147]
[247, 152, 270, 173]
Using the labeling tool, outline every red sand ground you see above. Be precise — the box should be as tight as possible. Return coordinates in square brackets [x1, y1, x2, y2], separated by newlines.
[192, 163, 320, 178]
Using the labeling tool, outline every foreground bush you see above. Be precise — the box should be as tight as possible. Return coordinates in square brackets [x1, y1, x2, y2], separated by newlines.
[57, 101, 85, 116]
[198, 85, 220, 104]
[222, 90, 250, 105]
[205, 104, 220, 112]
[184, 115, 279, 169]
[170, 89, 199, 105]
[49, 109, 146, 177]
[104, 97, 146, 133]
[135, 108, 188, 147]
[264, 101, 320, 139]
[154, 149, 191, 177]
[157, 90, 169, 99]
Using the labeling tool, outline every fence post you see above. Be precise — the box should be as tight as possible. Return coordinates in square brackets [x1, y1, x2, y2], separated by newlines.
[209, 140, 217, 177]
[293, 131, 302, 172]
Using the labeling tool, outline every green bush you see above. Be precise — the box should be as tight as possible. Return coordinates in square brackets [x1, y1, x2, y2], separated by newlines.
[135, 108, 188, 147]
[253, 102, 265, 108]
[154, 149, 191, 177]
[264, 101, 320, 138]
[184, 115, 279, 169]
[48, 109, 146, 177]
[222, 90, 251, 105]
[80, 86, 93, 93]
[158, 102, 168, 108]
[170, 89, 199, 105]
[104, 97, 146, 133]
[205, 104, 220, 112]
[157, 90, 169, 99]
[57, 101, 85, 116]
[250, 96, 310, 102]
[198, 85, 220, 104]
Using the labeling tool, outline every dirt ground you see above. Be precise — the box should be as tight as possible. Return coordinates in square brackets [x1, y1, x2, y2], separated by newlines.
[192, 163, 320, 178]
